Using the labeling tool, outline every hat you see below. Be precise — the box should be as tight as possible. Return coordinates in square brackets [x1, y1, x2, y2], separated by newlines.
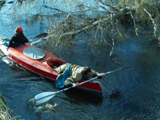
[16, 26, 23, 32]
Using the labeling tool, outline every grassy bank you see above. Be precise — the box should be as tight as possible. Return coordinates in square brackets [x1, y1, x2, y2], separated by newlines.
[0, 96, 13, 120]
[0, 95, 21, 120]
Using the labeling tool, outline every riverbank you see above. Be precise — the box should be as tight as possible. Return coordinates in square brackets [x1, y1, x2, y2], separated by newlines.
[0, 96, 12, 120]
[0, 94, 21, 120]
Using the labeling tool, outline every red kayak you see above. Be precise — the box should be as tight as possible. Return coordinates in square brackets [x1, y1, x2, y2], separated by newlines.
[0, 37, 103, 96]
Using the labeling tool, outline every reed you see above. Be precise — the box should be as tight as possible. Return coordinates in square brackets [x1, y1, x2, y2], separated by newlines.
[0, 95, 22, 120]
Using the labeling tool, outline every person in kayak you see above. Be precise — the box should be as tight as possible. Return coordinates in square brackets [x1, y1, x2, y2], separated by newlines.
[7, 26, 31, 47]
[54, 63, 104, 88]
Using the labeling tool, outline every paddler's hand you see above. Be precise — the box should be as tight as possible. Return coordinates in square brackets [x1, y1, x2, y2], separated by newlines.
[97, 73, 104, 79]
[28, 39, 32, 42]
[72, 83, 80, 87]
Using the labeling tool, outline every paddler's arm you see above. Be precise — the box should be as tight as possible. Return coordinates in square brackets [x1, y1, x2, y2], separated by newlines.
[6, 38, 11, 40]
[64, 77, 81, 87]
[64, 77, 75, 87]
[91, 70, 104, 78]
[8, 36, 15, 46]
[23, 36, 32, 43]
[64, 73, 82, 87]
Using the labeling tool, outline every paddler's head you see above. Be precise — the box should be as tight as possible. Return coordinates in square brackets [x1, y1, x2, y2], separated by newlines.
[82, 67, 92, 79]
[15, 26, 23, 33]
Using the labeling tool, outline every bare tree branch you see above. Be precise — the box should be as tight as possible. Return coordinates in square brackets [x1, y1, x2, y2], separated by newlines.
[129, 11, 138, 36]
[143, 8, 157, 37]
[98, 0, 119, 13]
[59, 6, 135, 38]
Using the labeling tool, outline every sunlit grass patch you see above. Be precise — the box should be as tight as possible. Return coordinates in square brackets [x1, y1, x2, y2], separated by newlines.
[0, 98, 12, 120]
[0, 97, 22, 120]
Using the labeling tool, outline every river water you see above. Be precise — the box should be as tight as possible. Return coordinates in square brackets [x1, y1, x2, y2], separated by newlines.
[1, 29, 160, 120]
[1, 1, 160, 120]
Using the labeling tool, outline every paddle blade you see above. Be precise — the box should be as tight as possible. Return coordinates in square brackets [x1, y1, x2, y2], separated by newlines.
[34, 92, 56, 105]
[35, 95, 55, 105]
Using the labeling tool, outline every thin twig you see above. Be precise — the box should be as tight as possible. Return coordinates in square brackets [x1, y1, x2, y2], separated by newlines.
[143, 8, 157, 37]
[109, 13, 115, 57]
[129, 11, 138, 36]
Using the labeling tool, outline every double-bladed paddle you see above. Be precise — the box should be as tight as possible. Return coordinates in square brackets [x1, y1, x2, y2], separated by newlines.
[34, 66, 127, 105]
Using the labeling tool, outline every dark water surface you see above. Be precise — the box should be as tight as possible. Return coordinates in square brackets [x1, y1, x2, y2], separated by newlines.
[1, 33, 160, 120]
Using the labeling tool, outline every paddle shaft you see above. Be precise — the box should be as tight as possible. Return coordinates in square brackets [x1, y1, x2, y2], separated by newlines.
[55, 76, 99, 94]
